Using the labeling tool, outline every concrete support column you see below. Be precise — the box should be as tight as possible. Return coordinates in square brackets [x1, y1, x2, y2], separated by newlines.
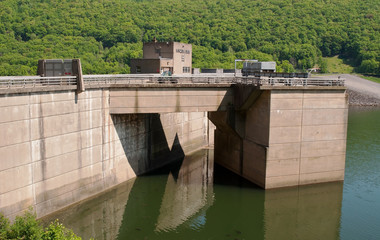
[212, 87, 348, 189]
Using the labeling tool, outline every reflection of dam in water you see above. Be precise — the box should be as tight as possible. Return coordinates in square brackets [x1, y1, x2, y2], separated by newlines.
[155, 150, 214, 232]
[41, 149, 343, 240]
[264, 182, 343, 240]
[117, 149, 215, 239]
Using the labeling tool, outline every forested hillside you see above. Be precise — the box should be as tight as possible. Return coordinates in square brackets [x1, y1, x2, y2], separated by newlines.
[0, 0, 378, 75]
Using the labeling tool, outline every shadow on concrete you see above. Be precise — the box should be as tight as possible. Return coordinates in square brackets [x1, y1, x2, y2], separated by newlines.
[213, 163, 262, 190]
[111, 113, 185, 176]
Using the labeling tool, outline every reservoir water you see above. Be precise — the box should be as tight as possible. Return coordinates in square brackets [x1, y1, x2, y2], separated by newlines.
[42, 108, 380, 240]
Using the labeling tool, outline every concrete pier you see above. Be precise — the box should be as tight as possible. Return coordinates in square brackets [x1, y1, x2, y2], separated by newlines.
[210, 86, 348, 189]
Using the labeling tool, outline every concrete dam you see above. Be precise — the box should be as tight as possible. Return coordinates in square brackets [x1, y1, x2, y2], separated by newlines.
[0, 75, 348, 220]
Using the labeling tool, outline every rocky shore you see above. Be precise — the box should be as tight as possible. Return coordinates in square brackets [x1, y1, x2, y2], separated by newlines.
[348, 89, 380, 106]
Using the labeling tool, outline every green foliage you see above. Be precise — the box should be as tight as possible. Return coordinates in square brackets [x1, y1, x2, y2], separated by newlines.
[0, 210, 81, 240]
[0, 0, 379, 75]
[318, 57, 328, 73]
[359, 59, 379, 74]
[42, 220, 81, 240]
[0, 213, 10, 239]
[277, 60, 295, 73]
[359, 75, 380, 84]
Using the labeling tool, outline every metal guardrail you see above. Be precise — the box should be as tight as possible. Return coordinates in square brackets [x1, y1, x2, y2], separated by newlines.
[0, 74, 345, 90]
[83, 75, 236, 85]
[0, 76, 77, 89]
[236, 77, 345, 86]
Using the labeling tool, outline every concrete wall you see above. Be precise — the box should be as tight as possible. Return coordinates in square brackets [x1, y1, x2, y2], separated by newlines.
[172, 42, 192, 75]
[130, 59, 161, 74]
[0, 89, 210, 220]
[213, 88, 348, 189]
[143, 42, 174, 59]
[242, 91, 271, 187]
[266, 89, 348, 188]
[109, 87, 234, 114]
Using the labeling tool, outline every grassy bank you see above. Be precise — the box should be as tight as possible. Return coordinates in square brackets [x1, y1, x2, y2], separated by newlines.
[323, 56, 354, 74]
[358, 75, 380, 84]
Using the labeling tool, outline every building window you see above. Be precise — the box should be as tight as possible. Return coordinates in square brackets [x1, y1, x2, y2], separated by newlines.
[181, 55, 185, 62]
[183, 67, 190, 73]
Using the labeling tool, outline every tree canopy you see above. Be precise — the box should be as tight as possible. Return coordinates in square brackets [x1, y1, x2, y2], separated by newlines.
[0, 0, 379, 75]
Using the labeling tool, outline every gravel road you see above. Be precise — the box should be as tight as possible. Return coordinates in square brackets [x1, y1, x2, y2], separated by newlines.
[312, 74, 380, 106]
[341, 74, 380, 99]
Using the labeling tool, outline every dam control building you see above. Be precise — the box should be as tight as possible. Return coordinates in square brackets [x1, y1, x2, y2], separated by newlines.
[130, 41, 192, 75]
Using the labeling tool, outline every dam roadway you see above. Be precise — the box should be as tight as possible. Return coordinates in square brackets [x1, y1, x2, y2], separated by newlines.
[0, 74, 348, 220]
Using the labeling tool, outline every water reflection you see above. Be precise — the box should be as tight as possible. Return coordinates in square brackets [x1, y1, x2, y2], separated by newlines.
[155, 150, 214, 232]
[116, 149, 214, 239]
[264, 182, 343, 240]
[40, 179, 136, 240]
[41, 149, 345, 240]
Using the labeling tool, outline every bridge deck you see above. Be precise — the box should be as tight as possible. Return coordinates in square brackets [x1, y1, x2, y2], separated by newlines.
[0, 74, 345, 95]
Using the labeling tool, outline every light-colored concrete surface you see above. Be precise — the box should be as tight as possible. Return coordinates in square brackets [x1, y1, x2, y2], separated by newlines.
[109, 87, 233, 113]
[0, 89, 211, 220]
[0, 83, 350, 219]
[269, 109, 302, 127]
[299, 170, 345, 185]
[300, 155, 346, 174]
[265, 175, 300, 189]
[244, 91, 271, 146]
[266, 143, 301, 160]
[213, 87, 348, 189]
[266, 89, 347, 188]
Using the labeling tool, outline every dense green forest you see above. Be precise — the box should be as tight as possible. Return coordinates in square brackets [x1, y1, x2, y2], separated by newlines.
[0, 0, 379, 75]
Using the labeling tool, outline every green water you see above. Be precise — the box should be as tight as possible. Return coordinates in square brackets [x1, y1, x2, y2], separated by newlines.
[340, 108, 380, 240]
[42, 108, 380, 240]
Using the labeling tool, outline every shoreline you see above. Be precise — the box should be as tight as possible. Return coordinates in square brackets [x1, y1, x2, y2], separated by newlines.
[348, 89, 380, 107]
